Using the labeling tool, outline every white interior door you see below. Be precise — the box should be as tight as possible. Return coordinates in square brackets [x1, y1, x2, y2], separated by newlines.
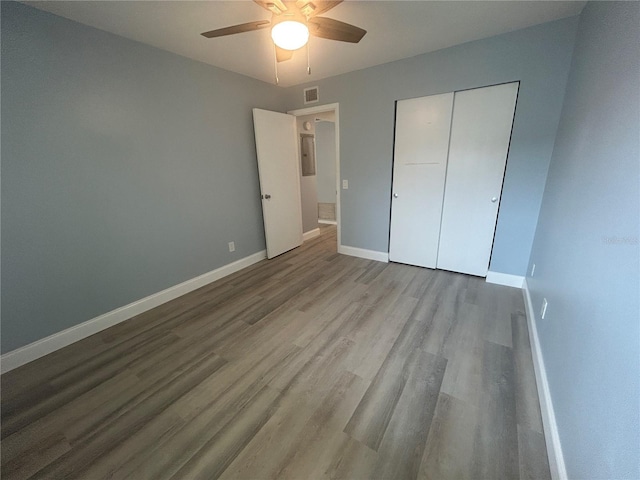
[253, 108, 303, 258]
[436, 82, 519, 276]
[389, 93, 454, 268]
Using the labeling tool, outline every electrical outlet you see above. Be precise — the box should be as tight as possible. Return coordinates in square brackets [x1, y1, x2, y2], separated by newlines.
[541, 298, 548, 319]
[531, 263, 536, 277]
[228, 241, 235, 252]
[342, 179, 349, 189]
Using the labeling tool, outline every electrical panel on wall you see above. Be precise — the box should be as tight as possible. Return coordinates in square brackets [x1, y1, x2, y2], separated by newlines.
[300, 134, 316, 176]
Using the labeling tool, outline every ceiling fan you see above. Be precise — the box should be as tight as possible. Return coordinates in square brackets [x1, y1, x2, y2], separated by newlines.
[201, 0, 366, 65]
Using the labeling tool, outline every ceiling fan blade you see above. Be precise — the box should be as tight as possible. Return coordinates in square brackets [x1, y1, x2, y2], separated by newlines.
[296, 0, 343, 17]
[308, 17, 366, 43]
[201, 20, 271, 38]
[276, 46, 294, 62]
[253, 0, 288, 15]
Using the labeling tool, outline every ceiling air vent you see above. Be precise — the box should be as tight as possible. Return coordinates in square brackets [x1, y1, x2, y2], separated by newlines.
[304, 86, 319, 104]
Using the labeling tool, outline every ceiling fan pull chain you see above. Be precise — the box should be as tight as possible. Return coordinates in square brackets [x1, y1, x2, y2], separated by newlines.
[307, 40, 311, 75]
[273, 44, 280, 85]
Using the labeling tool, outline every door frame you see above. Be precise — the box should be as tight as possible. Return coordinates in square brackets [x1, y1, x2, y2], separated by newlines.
[288, 103, 341, 249]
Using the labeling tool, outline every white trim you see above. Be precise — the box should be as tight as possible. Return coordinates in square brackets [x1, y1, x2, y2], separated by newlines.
[338, 245, 389, 263]
[318, 219, 337, 225]
[303, 228, 320, 241]
[0, 250, 267, 374]
[288, 103, 338, 117]
[522, 279, 567, 480]
[486, 271, 524, 288]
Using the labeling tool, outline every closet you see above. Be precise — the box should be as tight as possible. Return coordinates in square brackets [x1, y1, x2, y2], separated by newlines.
[388, 82, 519, 277]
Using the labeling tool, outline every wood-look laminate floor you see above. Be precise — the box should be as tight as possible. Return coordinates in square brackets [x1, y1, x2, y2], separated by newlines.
[1, 225, 550, 480]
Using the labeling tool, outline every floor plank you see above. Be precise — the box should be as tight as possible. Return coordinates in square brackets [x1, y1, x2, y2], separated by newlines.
[471, 340, 520, 479]
[419, 393, 481, 480]
[373, 350, 447, 479]
[512, 312, 545, 433]
[517, 424, 552, 480]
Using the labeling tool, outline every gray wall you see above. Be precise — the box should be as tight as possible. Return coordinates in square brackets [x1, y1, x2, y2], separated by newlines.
[527, 2, 639, 478]
[296, 114, 319, 233]
[1, 2, 286, 353]
[315, 121, 337, 205]
[285, 17, 579, 276]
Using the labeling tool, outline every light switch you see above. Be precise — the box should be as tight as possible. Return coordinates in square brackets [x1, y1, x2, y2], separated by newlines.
[342, 179, 349, 189]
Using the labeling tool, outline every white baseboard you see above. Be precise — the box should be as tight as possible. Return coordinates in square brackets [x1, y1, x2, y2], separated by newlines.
[318, 219, 337, 225]
[0, 250, 267, 374]
[486, 271, 524, 288]
[523, 279, 567, 480]
[338, 245, 389, 263]
[303, 228, 321, 242]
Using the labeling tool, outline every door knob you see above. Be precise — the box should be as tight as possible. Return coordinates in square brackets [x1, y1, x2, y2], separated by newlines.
[491, 196, 498, 203]
[393, 193, 399, 198]
[262, 194, 271, 200]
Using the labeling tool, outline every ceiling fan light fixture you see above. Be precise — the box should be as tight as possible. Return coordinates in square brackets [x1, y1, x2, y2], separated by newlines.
[271, 20, 309, 50]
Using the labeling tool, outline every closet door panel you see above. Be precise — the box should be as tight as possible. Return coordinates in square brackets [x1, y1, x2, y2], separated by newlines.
[436, 82, 519, 276]
[389, 93, 454, 268]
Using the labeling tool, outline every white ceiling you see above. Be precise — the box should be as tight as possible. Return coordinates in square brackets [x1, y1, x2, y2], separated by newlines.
[25, 1, 586, 87]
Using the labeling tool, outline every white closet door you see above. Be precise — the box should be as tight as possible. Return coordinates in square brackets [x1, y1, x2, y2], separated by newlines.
[436, 82, 519, 276]
[389, 93, 454, 268]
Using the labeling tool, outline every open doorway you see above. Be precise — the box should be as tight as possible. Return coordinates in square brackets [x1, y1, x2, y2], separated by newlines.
[288, 103, 340, 250]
